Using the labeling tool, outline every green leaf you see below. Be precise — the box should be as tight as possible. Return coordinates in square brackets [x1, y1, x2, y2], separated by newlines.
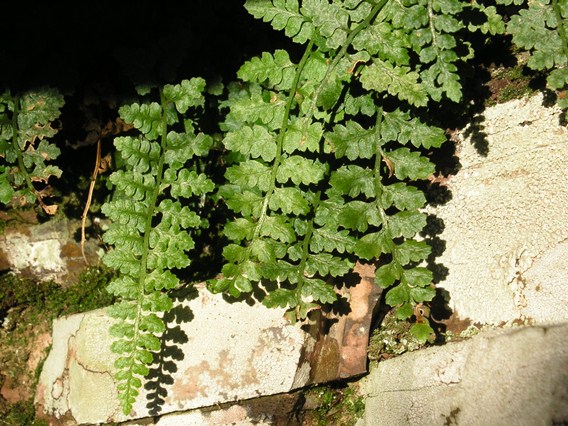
[394, 240, 431, 265]
[276, 156, 327, 185]
[384, 148, 435, 180]
[119, 103, 163, 140]
[283, 119, 323, 153]
[162, 78, 206, 113]
[353, 21, 411, 65]
[107, 276, 140, 299]
[548, 68, 568, 89]
[245, 0, 314, 44]
[360, 59, 429, 107]
[326, 121, 377, 160]
[221, 186, 265, 218]
[103, 249, 141, 276]
[137, 333, 161, 351]
[224, 218, 257, 242]
[410, 323, 435, 344]
[223, 125, 277, 162]
[387, 210, 427, 238]
[263, 288, 299, 309]
[110, 322, 136, 339]
[158, 199, 202, 229]
[301, 277, 337, 304]
[385, 282, 410, 306]
[410, 285, 436, 303]
[269, 187, 311, 215]
[225, 84, 286, 130]
[375, 261, 403, 288]
[382, 182, 426, 210]
[311, 226, 357, 254]
[114, 136, 161, 174]
[141, 292, 174, 312]
[402, 266, 433, 288]
[238, 49, 296, 90]
[354, 231, 394, 260]
[250, 238, 284, 263]
[166, 169, 214, 197]
[329, 165, 375, 198]
[260, 215, 297, 243]
[165, 131, 213, 165]
[0, 173, 14, 204]
[305, 253, 353, 277]
[381, 109, 446, 149]
[301, 0, 349, 49]
[109, 170, 154, 201]
[337, 201, 382, 232]
[396, 302, 414, 320]
[144, 269, 180, 291]
[226, 160, 272, 191]
[139, 314, 166, 334]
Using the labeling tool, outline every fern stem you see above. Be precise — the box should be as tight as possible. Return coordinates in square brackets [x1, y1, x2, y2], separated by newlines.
[253, 38, 316, 240]
[295, 189, 322, 300]
[373, 107, 389, 228]
[126, 92, 169, 394]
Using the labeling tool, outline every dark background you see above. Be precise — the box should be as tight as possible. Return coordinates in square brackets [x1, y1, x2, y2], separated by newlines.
[0, 1, 294, 94]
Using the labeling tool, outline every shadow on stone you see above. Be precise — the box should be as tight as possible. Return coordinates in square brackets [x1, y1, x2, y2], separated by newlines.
[144, 285, 197, 416]
[462, 113, 489, 157]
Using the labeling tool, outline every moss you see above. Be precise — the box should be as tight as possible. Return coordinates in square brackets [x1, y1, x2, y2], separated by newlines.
[302, 383, 365, 425]
[0, 400, 48, 426]
[0, 266, 116, 425]
[367, 311, 428, 361]
[485, 54, 545, 107]
[0, 265, 116, 323]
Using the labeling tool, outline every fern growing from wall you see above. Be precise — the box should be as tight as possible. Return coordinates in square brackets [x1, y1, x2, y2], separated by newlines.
[0, 88, 64, 214]
[101, 78, 214, 415]
[500, 0, 568, 115]
[207, 0, 504, 342]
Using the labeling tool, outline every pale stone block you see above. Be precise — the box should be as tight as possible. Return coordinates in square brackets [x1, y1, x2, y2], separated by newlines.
[361, 323, 568, 426]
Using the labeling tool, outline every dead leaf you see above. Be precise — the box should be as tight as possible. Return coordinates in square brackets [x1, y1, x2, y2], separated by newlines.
[42, 204, 58, 215]
[382, 155, 394, 178]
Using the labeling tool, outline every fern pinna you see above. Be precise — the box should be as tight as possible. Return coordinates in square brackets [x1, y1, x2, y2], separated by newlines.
[0, 88, 64, 214]
[209, 0, 504, 341]
[101, 79, 214, 415]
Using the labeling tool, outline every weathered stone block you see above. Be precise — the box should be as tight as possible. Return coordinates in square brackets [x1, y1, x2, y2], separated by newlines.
[35, 272, 379, 425]
[360, 323, 568, 426]
[426, 93, 568, 324]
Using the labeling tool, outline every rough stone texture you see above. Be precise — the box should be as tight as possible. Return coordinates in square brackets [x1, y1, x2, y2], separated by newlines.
[36, 274, 379, 425]
[428, 93, 568, 324]
[0, 217, 100, 284]
[360, 323, 568, 426]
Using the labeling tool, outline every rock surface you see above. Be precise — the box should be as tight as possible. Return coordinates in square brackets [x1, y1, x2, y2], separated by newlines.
[0, 216, 100, 284]
[359, 93, 568, 425]
[35, 271, 379, 425]
[360, 323, 568, 426]
[426, 92, 568, 325]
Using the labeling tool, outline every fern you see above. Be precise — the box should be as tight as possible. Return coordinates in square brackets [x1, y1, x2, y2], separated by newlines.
[501, 0, 568, 113]
[206, 0, 500, 342]
[101, 78, 213, 415]
[0, 88, 64, 214]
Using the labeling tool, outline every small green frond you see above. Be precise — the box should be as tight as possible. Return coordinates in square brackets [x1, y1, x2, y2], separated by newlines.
[383, 148, 435, 180]
[119, 102, 163, 140]
[326, 121, 377, 160]
[162, 78, 206, 113]
[238, 50, 297, 90]
[360, 59, 429, 107]
[245, 0, 314, 44]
